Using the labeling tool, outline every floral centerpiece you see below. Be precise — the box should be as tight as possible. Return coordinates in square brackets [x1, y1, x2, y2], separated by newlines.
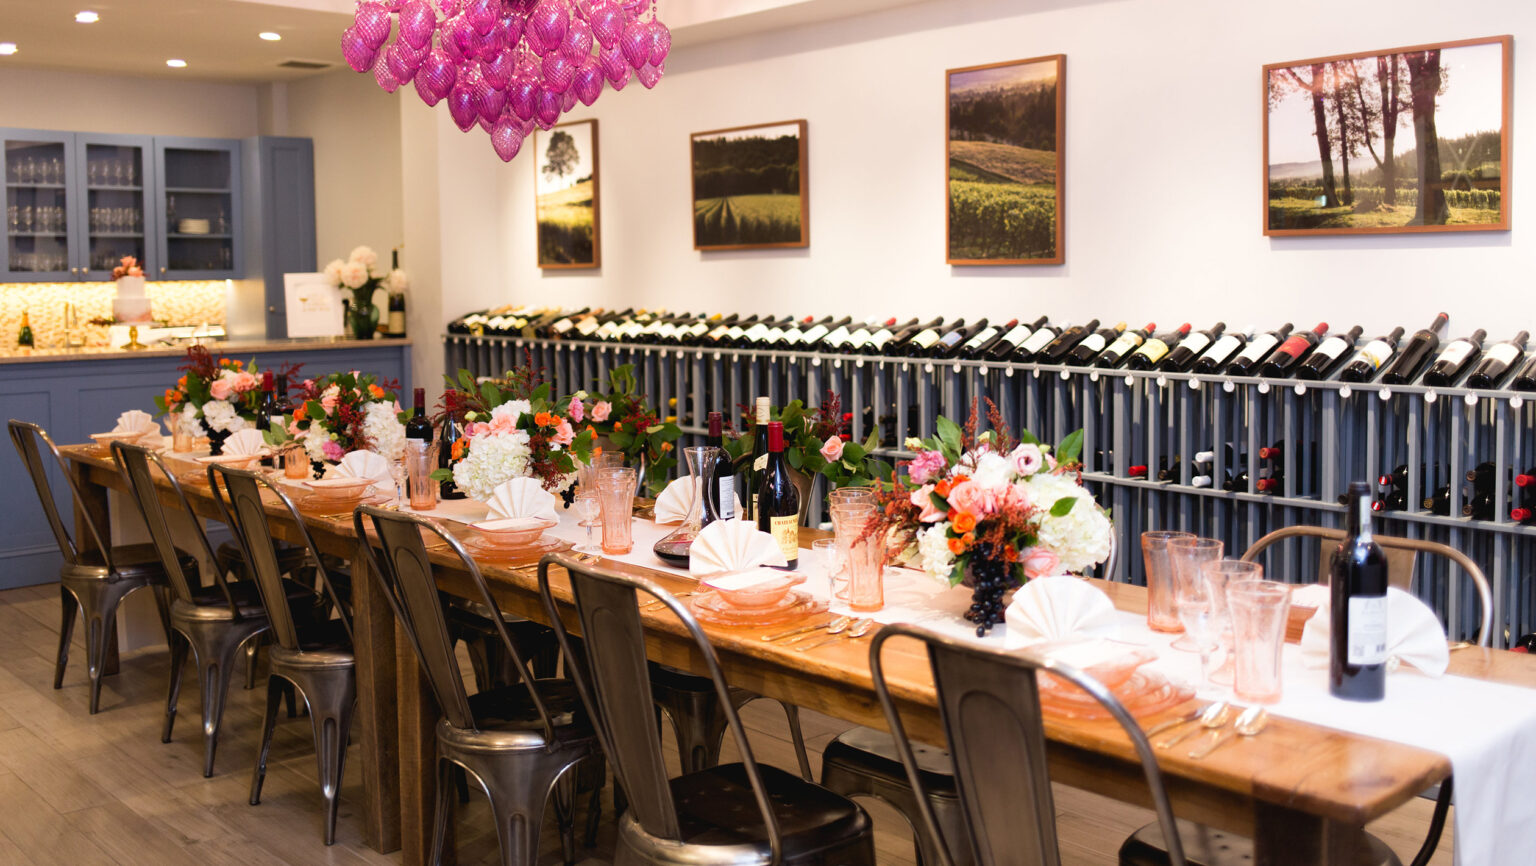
[724, 391, 891, 490]
[152, 346, 264, 453]
[288, 370, 406, 464]
[574, 364, 681, 497]
[322, 245, 408, 341]
[432, 368, 594, 501]
[878, 401, 1112, 635]
[111, 256, 145, 280]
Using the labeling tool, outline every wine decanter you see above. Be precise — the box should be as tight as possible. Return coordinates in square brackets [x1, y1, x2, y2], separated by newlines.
[652, 446, 715, 568]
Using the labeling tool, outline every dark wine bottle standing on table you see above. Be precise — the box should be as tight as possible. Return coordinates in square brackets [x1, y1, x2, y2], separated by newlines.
[1467, 331, 1528, 389]
[438, 411, 466, 500]
[1297, 325, 1363, 381]
[1223, 322, 1292, 376]
[1379, 313, 1448, 385]
[1066, 321, 1126, 366]
[1339, 326, 1405, 383]
[406, 388, 433, 441]
[273, 373, 293, 419]
[1422, 328, 1487, 387]
[1094, 322, 1155, 369]
[757, 421, 800, 571]
[1125, 323, 1190, 370]
[1159, 321, 1226, 373]
[703, 412, 736, 524]
[1330, 481, 1388, 701]
[985, 315, 1048, 361]
[745, 397, 771, 520]
[257, 371, 278, 430]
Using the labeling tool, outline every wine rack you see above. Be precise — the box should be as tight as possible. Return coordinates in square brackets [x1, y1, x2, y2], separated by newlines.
[444, 333, 1536, 646]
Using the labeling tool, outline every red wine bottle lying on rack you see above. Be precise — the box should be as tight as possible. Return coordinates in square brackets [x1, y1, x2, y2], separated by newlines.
[884, 317, 943, 356]
[1297, 325, 1363, 381]
[1466, 331, 1528, 389]
[1330, 481, 1388, 701]
[757, 421, 800, 571]
[1422, 328, 1487, 387]
[958, 317, 1015, 359]
[1379, 313, 1448, 385]
[861, 317, 913, 354]
[1160, 322, 1226, 373]
[1065, 321, 1126, 366]
[1011, 319, 1062, 363]
[1093, 322, 1154, 369]
[841, 317, 898, 354]
[1223, 322, 1293, 376]
[934, 318, 989, 359]
[1260, 322, 1328, 377]
[1125, 323, 1191, 370]
[1339, 326, 1405, 383]
[984, 316, 1047, 361]
[1037, 319, 1100, 363]
[1191, 327, 1248, 374]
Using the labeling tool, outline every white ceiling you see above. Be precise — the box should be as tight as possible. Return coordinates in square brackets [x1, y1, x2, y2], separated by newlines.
[0, 0, 939, 83]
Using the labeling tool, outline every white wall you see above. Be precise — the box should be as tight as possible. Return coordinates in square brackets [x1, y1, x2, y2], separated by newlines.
[415, 0, 1535, 380]
[0, 67, 260, 138]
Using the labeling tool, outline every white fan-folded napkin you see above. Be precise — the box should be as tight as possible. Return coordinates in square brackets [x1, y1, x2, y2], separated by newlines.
[653, 476, 697, 524]
[689, 518, 788, 576]
[485, 476, 559, 522]
[1003, 576, 1120, 649]
[1300, 586, 1449, 676]
[113, 409, 159, 441]
[223, 428, 268, 456]
[326, 450, 394, 491]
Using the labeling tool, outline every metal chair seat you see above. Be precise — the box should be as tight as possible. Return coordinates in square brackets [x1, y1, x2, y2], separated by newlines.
[819, 725, 968, 866]
[1119, 819, 1400, 866]
[455, 678, 592, 740]
[445, 595, 562, 688]
[656, 763, 871, 853]
[171, 578, 326, 622]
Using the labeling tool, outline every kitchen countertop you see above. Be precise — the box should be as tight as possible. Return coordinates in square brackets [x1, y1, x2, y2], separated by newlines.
[0, 337, 412, 365]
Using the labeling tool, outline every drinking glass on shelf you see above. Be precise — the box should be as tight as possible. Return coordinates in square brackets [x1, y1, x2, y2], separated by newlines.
[88, 161, 99, 185]
[113, 158, 125, 186]
[126, 161, 137, 186]
[1167, 536, 1223, 650]
[49, 157, 62, 185]
[1142, 530, 1195, 632]
[573, 492, 602, 554]
[22, 156, 36, 183]
[19, 206, 31, 232]
[596, 466, 638, 555]
[7, 205, 17, 231]
[1228, 580, 1291, 704]
[812, 538, 847, 601]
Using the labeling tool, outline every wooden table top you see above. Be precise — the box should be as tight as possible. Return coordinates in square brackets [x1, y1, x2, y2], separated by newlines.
[61, 444, 1536, 836]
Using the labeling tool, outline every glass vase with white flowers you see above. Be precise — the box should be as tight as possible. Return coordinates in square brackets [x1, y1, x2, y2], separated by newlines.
[322, 245, 408, 340]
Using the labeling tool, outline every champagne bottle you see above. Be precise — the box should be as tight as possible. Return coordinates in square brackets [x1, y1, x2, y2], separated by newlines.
[1466, 330, 1528, 389]
[1094, 322, 1155, 369]
[1260, 322, 1328, 378]
[1422, 328, 1487, 387]
[757, 421, 800, 570]
[985, 315, 1048, 361]
[1160, 322, 1226, 373]
[1379, 313, 1448, 385]
[1329, 481, 1388, 701]
[16, 310, 34, 348]
[1297, 325, 1363, 381]
[1339, 326, 1405, 383]
[703, 412, 736, 524]
[1125, 323, 1191, 370]
[1224, 322, 1293, 376]
[745, 397, 771, 520]
[1065, 321, 1126, 366]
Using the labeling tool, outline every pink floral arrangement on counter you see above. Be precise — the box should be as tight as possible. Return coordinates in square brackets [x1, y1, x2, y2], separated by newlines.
[110, 256, 144, 279]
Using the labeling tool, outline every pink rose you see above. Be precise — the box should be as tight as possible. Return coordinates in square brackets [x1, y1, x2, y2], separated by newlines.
[321, 439, 346, 462]
[910, 485, 944, 522]
[947, 480, 1005, 517]
[209, 378, 234, 400]
[819, 435, 844, 463]
[568, 395, 584, 423]
[592, 401, 612, 422]
[907, 449, 946, 485]
[320, 393, 339, 414]
[232, 371, 259, 393]
[1009, 444, 1043, 476]
[552, 418, 575, 446]
[1021, 547, 1062, 579]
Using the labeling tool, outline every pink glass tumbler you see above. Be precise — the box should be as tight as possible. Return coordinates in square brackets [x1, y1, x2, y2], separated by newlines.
[1142, 530, 1195, 632]
[597, 467, 638, 555]
[1228, 580, 1292, 704]
[844, 512, 885, 612]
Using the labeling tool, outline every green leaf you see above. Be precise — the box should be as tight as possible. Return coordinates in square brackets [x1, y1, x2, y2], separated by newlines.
[1050, 497, 1078, 517]
[929, 491, 949, 512]
[429, 468, 452, 482]
[479, 380, 499, 408]
[935, 416, 962, 460]
[842, 443, 866, 462]
[1018, 428, 1040, 446]
[863, 430, 880, 452]
[531, 382, 551, 404]
[787, 448, 804, 470]
[1056, 429, 1084, 465]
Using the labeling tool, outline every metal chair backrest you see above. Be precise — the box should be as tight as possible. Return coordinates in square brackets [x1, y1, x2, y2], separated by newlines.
[869, 623, 1186, 866]
[1241, 525, 1492, 646]
[8, 419, 109, 569]
[536, 551, 783, 861]
[207, 464, 351, 650]
[109, 441, 234, 611]
[353, 505, 553, 738]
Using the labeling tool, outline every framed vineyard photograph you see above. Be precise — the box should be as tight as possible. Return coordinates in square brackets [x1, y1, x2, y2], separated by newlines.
[691, 120, 809, 251]
[536, 119, 600, 268]
[946, 54, 1064, 265]
[1264, 36, 1511, 236]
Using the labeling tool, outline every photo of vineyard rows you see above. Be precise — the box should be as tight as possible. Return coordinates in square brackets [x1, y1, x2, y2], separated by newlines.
[947, 56, 1063, 264]
[1265, 38, 1508, 234]
[691, 121, 807, 249]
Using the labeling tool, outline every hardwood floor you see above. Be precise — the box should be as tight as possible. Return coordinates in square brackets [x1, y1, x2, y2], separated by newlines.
[0, 583, 1452, 865]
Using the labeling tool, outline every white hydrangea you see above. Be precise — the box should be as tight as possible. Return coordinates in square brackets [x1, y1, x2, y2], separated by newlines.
[201, 398, 249, 434]
[452, 429, 533, 501]
[916, 523, 957, 583]
[178, 403, 205, 438]
[490, 399, 531, 425]
[362, 401, 406, 462]
[303, 429, 335, 463]
[1026, 472, 1113, 573]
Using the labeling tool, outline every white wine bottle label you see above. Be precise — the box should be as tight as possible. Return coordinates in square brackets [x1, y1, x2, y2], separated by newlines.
[1019, 327, 1056, 354]
[753, 454, 769, 472]
[801, 324, 830, 344]
[1136, 338, 1171, 363]
[1488, 342, 1523, 366]
[764, 325, 785, 343]
[869, 329, 896, 349]
[553, 318, 575, 333]
[846, 328, 874, 348]
[656, 323, 677, 340]
[910, 329, 942, 349]
[822, 325, 851, 348]
[1237, 334, 1280, 362]
[725, 326, 746, 340]
[998, 324, 1034, 347]
[1180, 333, 1212, 356]
[707, 323, 732, 340]
[1437, 341, 1475, 366]
[1103, 333, 1142, 357]
[1358, 339, 1393, 368]
[1314, 335, 1350, 360]
[769, 515, 800, 564]
[964, 326, 1000, 349]
[1346, 595, 1388, 665]
[718, 477, 736, 519]
[576, 317, 602, 335]
[1075, 333, 1108, 354]
[742, 323, 770, 342]
[781, 327, 803, 345]
[1202, 334, 1242, 362]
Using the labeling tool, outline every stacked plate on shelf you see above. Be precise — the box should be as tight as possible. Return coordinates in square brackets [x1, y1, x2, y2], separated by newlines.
[177, 218, 210, 235]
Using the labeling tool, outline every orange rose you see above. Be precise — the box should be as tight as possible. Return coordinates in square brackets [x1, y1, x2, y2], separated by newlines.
[661, 442, 673, 452]
[933, 479, 953, 498]
[177, 375, 187, 389]
[947, 537, 967, 555]
[613, 422, 623, 432]
[1004, 546, 1020, 563]
[950, 473, 970, 487]
[367, 384, 385, 399]
[592, 445, 604, 457]
[451, 437, 467, 460]
[293, 404, 308, 421]
[951, 511, 977, 533]
[534, 411, 554, 427]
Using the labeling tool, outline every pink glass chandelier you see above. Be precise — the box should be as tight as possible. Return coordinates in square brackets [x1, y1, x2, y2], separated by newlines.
[342, 0, 669, 161]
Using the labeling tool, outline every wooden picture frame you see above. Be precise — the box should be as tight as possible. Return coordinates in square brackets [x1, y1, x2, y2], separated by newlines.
[946, 54, 1065, 266]
[690, 120, 809, 251]
[1263, 35, 1511, 236]
[536, 119, 600, 268]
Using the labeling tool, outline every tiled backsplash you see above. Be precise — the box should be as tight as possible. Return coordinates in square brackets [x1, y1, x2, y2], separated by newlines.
[0, 280, 227, 348]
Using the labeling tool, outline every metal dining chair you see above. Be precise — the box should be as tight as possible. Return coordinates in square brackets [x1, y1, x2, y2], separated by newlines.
[536, 550, 877, 866]
[8, 419, 179, 713]
[867, 622, 1187, 866]
[207, 464, 356, 845]
[353, 505, 599, 866]
[111, 441, 325, 776]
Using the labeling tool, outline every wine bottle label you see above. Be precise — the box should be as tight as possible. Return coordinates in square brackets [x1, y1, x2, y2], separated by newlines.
[998, 324, 1034, 347]
[1202, 334, 1241, 362]
[742, 323, 770, 342]
[1103, 332, 1142, 357]
[1237, 333, 1280, 361]
[718, 477, 736, 519]
[753, 454, 769, 472]
[1019, 327, 1056, 354]
[768, 515, 800, 564]
[869, 329, 896, 349]
[1277, 334, 1310, 355]
[706, 323, 731, 340]
[964, 326, 999, 349]
[910, 329, 942, 349]
[846, 328, 874, 348]
[822, 326, 851, 348]
[1314, 335, 1350, 360]
[1075, 333, 1108, 354]
[781, 328, 803, 345]
[939, 329, 965, 347]
[1136, 338, 1171, 362]
[691, 321, 711, 337]
[553, 318, 575, 333]
[725, 326, 746, 340]
[576, 317, 602, 335]
[801, 324, 830, 344]
[1437, 341, 1475, 366]
[1355, 340, 1390, 368]
[1346, 595, 1388, 665]
[657, 323, 678, 340]
[1488, 343, 1523, 366]
[1180, 333, 1212, 356]
[764, 326, 785, 343]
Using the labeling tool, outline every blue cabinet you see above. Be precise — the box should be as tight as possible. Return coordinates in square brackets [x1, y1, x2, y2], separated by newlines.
[1, 128, 80, 282]
[73, 133, 160, 280]
[153, 137, 243, 280]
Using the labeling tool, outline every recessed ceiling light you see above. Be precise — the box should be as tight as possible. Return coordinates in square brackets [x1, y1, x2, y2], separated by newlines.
[0, 43, 17, 56]
[75, 11, 99, 23]
[259, 31, 282, 41]
[166, 58, 187, 68]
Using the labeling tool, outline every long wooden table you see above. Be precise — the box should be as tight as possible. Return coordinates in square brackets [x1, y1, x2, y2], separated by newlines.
[60, 445, 1536, 866]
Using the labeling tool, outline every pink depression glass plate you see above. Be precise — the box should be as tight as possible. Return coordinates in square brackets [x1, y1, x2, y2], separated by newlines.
[1031, 639, 1195, 721]
[472, 516, 557, 548]
[463, 533, 571, 565]
[689, 590, 829, 628]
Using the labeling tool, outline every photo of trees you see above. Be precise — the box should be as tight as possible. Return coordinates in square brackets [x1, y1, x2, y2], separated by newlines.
[536, 119, 600, 268]
[1265, 37, 1509, 235]
[947, 55, 1064, 265]
[690, 120, 808, 250]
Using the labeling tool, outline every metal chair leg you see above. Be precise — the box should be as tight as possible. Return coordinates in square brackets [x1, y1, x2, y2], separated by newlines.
[470, 747, 587, 866]
[243, 637, 260, 690]
[54, 586, 77, 690]
[782, 702, 814, 781]
[429, 758, 456, 866]
[176, 618, 267, 777]
[163, 631, 188, 743]
[249, 676, 284, 806]
[291, 666, 356, 846]
[69, 578, 138, 714]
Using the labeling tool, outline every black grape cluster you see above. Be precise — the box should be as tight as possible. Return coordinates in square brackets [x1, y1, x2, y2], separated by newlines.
[965, 543, 1014, 636]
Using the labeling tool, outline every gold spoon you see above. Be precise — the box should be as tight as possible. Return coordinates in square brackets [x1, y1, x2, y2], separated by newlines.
[1189, 706, 1268, 759]
[764, 616, 847, 642]
[789, 616, 854, 645]
[1157, 701, 1230, 750]
[1144, 704, 1213, 739]
[796, 618, 875, 652]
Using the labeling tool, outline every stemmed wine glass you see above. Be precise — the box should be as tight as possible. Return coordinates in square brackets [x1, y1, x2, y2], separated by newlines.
[1177, 590, 1221, 691]
[573, 492, 602, 554]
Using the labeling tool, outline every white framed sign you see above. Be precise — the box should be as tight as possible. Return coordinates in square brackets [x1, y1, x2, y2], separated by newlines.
[283, 272, 343, 338]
